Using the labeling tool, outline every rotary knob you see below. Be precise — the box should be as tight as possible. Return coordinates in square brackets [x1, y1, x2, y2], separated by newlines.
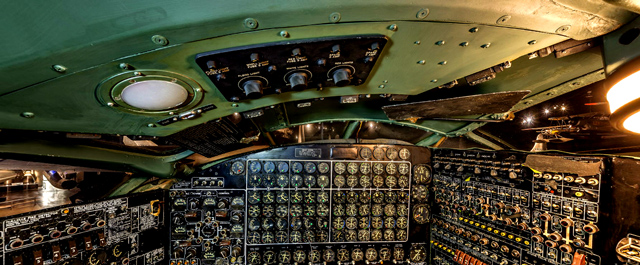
[332, 68, 353, 87]
[288, 72, 309, 90]
[241, 80, 264, 99]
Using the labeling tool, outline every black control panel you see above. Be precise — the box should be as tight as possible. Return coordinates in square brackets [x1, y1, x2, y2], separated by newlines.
[195, 35, 388, 101]
[1, 190, 167, 265]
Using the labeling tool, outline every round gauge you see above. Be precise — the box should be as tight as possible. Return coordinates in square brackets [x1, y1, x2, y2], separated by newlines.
[380, 248, 391, 261]
[372, 191, 385, 203]
[262, 218, 275, 230]
[318, 162, 330, 174]
[333, 204, 345, 216]
[248, 191, 261, 204]
[396, 217, 408, 229]
[248, 175, 261, 188]
[334, 162, 346, 174]
[291, 162, 303, 174]
[384, 204, 396, 216]
[323, 249, 335, 262]
[304, 191, 316, 203]
[315, 191, 328, 203]
[358, 205, 370, 216]
[394, 248, 405, 261]
[276, 218, 288, 230]
[347, 175, 358, 187]
[249, 161, 262, 174]
[360, 147, 373, 159]
[385, 191, 398, 203]
[372, 204, 383, 216]
[276, 191, 288, 203]
[248, 205, 260, 217]
[304, 205, 316, 217]
[359, 217, 370, 229]
[360, 175, 372, 188]
[262, 205, 275, 217]
[412, 204, 430, 224]
[385, 216, 396, 228]
[399, 148, 410, 160]
[290, 205, 302, 217]
[333, 217, 345, 230]
[317, 175, 329, 188]
[277, 162, 289, 173]
[411, 185, 428, 202]
[397, 191, 409, 203]
[347, 163, 359, 174]
[263, 250, 276, 264]
[290, 230, 302, 243]
[276, 205, 288, 218]
[291, 191, 303, 203]
[309, 250, 321, 263]
[303, 230, 315, 243]
[293, 250, 306, 262]
[371, 229, 383, 241]
[304, 162, 317, 174]
[398, 175, 409, 188]
[276, 174, 289, 188]
[264, 161, 276, 173]
[396, 229, 407, 241]
[358, 230, 370, 241]
[334, 175, 346, 188]
[359, 163, 371, 174]
[352, 248, 364, 261]
[386, 175, 397, 188]
[290, 174, 303, 187]
[317, 204, 329, 217]
[248, 231, 261, 245]
[317, 218, 329, 230]
[409, 245, 427, 262]
[248, 251, 261, 264]
[317, 230, 329, 242]
[373, 163, 385, 175]
[346, 204, 357, 216]
[248, 218, 260, 231]
[383, 229, 395, 241]
[290, 217, 302, 230]
[262, 191, 275, 204]
[345, 230, 357, 242]
[231, 161, 245, 175]
[371, 216, 383, 229]
[398, 163, 409, 175]
[386, 148, 398, 160]
[386, 163, 397, 175]
[346, 191, 359, 204]
[263, 174, 275, 188]
[346, 217, 358, 230]
[359, 192, 371, 204]
[373, 175, 385, 187]
[413, 165, 431, 184]
[366, 249, 378, 262]
[338, 249, 350, 262]
[279, 250, 291, 263]
[373, 148, 385, 160]
[262, 231, 274, 244]
[333, 191, 346, 203]
[397, 204, 408, 216]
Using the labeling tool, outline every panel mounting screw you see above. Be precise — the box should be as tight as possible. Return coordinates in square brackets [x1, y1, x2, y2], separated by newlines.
[431, 79, 438, 83]
[496, 15, 511, 24]
[231, 103, 239, 108]
[379, 85, 385, 88]
[279, 31, 290, 38]
[438, 61, 447, 65]
[20, 112, 35, 118]
[556, 25, 571, 34]
[481, 43, 491, 49]
[133, 71, 143, 76]
[119, 63, 131, 70]
[459, 42, 469, 47]
[151, 35, 168, 46]
[388, 24, 398, 31]
[469, 27, 479, 33]
[528, 40, 537, 45]
[435, 40, 445, 46]
[244, 18, 259, 29]
[147, 123, 157, 128]
[417, 60, 426, 65]
[416, 8, 430, 19]
[414, 41, 421, 45]
[107, 102, 115, 107]
[51, 64, 67, 73]
[329, 12, 341, 23]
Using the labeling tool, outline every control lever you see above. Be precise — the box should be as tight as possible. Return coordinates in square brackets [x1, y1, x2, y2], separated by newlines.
[571, 251, 586, 265]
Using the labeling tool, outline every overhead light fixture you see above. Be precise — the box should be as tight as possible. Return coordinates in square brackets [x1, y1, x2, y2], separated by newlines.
[607, 56, 640, 133]
[121, 80, 188, 110]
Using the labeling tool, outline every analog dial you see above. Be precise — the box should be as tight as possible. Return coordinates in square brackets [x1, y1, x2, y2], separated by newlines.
[380, 248, 391, 261]
[262, 205, 274, 217]
[372, 191, 385, 203]
[249, 161, 261, 174]
[262, 191, 275, 204]
[248, 205, 260, 217]
[290, 218, 302, 230]
[317, 230, 329, 242]
[346, 175, 358, 187]
[293, 250, 306, 262]
[352, 249, 364, 261]
[358, 230, 370, 241]
[290, 205, 302, 217]
[385, 216, 396, 228]
[373, 175, 384, 187]
[359, 192, 371, 204]
[386, 163, 397, 175]
[347, 163, 358, 174]
[398, 163, 409, 175]
[230, 161, 244, 175]
[276, 174, 289, 188]
[396, 229, 407, 241]
[263, 174, 275, 188]
[304, 191, 316, 203]
[317, 204, 329, 217]
[248, 218, 260, 231]
[397, 217, 408, 229]
[290, 175, 303, 187]
[278, 250, 291, 263]
[291, 191, 303, 203]
[345, 217, 357, 230]
[359, 217, 370, 229]
[371, 229, 383, 241]
[276, 191, 288, 204]
[304, 162, 317, 174]
[398, 175, 409, 188]
[358, 205, 370, 216]
[276, 205, 288, 218]
[383, 229, 395, 241]
[262, 218, 275, 230]
[248, 251, 261, 264]
[248, 175, 261, 188]
[398, 191, 409, 203]
[397, 204, 408, 216]
[291, 162, 303, 174]
[373, 163, 384, 175]
[263, 251, 276, 264]
[345, 230, 357, 241]
[248, 191, 260, 204]
[304, 175, 316, 187]
[290, 231, 302, 243]
[394, 248, 405, 261]
[346, 204, 357, 216]
[360, 163, 371, 174]
[303, 218, 315, 229]
[334, 162, 346, 174]
[317, 191, 329, 203]
[333, 217, 345, 230]
[360, 175, 372, 188]
[372, 204, 383, 216]
[338, 249, 350, 262]
[346, 191, 359, 204]
[277, 162, 289, 173]
[303, 230, 315, 243]
[304, 205, 316, 217]
[323, 250, 335, 262]
[412, 185, 428, 202]
[410, 245, 427, 262]
[333, 191, 346, 203]
[399, 148, 410, 160]
[310, 250, 321, 263]
[366, 248, 377, 261]
[372, 216, 383, 229]
[276, 218, 288, 230]
[264, 161, 276, 173]
[360, 147, 373, 159]
[385, 191, 397, 203]
[412, 204, 430, 224]
[262, 231, 274, 243]
[318, 162, 330, 174]
[413, 165, 431, 184]
[386, 148, 398, 160]
[386, 175, 397, 188]
[247, 231, 260, 244]
[333, 204, 345, 216]
[373, 148, 385, 160]
[317, 175, 329, 188]
[334, 175, 346, 187]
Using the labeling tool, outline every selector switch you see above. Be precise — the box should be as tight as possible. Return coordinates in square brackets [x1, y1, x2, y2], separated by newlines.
[242, 80, 264, 99]
[332, 68, 353, 87]
[288, 72, 309, 90]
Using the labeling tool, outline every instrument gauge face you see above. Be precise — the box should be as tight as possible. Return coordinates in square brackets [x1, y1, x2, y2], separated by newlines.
[304, 162, 317, 174]
[263, 161, 275, 173]
[359, 163, 371, 174]
[366, 248, 377, 261]
[230, 161, 245, 175]
[334, 175, 346, 188]
[352, 248, 364, 261]
[398, 175, 409, 188]
[248, 175, 261, 188]
[290, 175, 303, 187]
[334, 162, 346, 174]
[409, 245, 427, 262]
[262, 174, 275, 188]
[373, 163, 385, 175]
[374, 148, 385, 160]
[318, 162, 330, 174]
[360, 147, 373, 159]
[413, 165, 431, 184]
[371, 229, 383, 241]
[293, 250, 306, 262]
[386, 163, 397, 175]
[276, 174, 289, 188]
[386, 175, 397, 188]
[412, 204, 430, 224]
[346, 175, 358, 187]
[347, 163, 359, 174]
[373, 175, 385, 187]
[304, 175, 316, 187]
[249, 161, 262, 174]
[310, 250, 321, 263]
[277, 162, 289, 173]
[386, 148, 398, 160]
[248, 251, 261, 264]
[317, 175, 329, 188]
[278, 250, 291, 263]
[292, 162, 303, 174]
[398, 163, 410, 175]
[399, 148, 411, 160]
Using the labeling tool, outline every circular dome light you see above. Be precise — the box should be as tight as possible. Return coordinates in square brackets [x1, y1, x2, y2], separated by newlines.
[607, 56, 640, 134]
[120, 80, 189, 111]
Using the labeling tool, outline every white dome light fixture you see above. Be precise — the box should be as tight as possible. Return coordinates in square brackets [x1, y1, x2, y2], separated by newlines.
[121, 80, 189, 111]
[607, 56, 640, 134]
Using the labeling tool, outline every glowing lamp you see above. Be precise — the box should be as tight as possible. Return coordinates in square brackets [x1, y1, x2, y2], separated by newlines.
[607, 56, 640, 134]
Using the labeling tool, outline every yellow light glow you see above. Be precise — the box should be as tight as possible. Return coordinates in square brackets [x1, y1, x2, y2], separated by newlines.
[607, 70, 640, 112]
[622, 111, 640, 133]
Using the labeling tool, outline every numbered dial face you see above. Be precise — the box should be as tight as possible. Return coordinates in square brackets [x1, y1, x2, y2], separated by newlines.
[263, 174, 275, 188]
[304, 162, 317, 174]
[248, 175, 261, 188]
[276, 205, 288, 217]
[360, 147, 373, 159]
[334, 175, 346, 188]
[384, 204, 396, 216]
[358, 230, 370, 241]
[352, 249, 364, 261]
[412, 185, 428, 202]
[278, 250, 291, 263]
[290, 175, 303, 187]
[397, 204, 408, 216]
[347, 175, 358, 187]
[334, 163, 346, 174]
[310, 250, 321, 263]
[276, 191, 289, 204]
[346, 204, 357, 216]
[333, 204, 345, 216]
[399, 148, 410, 160]
[276, 218, 288, 230]
[373, 175, 385, 187]
[359, 217, 370, 229]
[372, 204, 383, 216]
[249, 161, 262, 174]
[262, 191, 275, 204]
[247, 231, 260, 244]
[338, 249, 350, 262]
[413, 165, 431, 184]
[366, 248, 378, 261]
[372, 191, 385, 203]
[333, 217, 345, 230]
[385, 217, 396, 228]
[373, 163, 385, 175]
[231, 161, 245, 175]
[373, 148, 385, 160]
[380, 248, 391, 261]
[398, 163, 410, 175]
[398, 175, 409, 188]
[394, 248, 405, 261]
[371, 217, 383, 229]
[410, 245, 427, 262]
[290, 205, 303, 217]
[262, 231, 275, 243]
[386, 148, 398, 160]
[412, 204, 430, 224]
[276, 174, 289, 188]
[304, 175, 316, 187]
[291, 162, 303, 174]
[248, 218, 260, 231]
[290, 231, 302, 242]
[248, 251, 261, 264]
[263, 251, 276, 264]
[317, 191, 329, 203]
[262, 205, 275, 217]
[293, 250, 306, 263]
[396, 229, 407, 241]
[371, 229, 383, 241]
[383, 229, 395, 241]
[264, 161, 276, 173]
[317, 175, 330, 188]
[323, 250, 335, 262]
[360, 175, 372, 187]
[347, 163, 359, 174]
[277, 162, 289, 173]
[386, 175, 397, 188]
[248, 205, 260, 217]
[386, 163, 397, 175]
[262, 218, 275, 230]
[360, 163, 371, 174]
[291, 191, 303, 203]
[317, 204, 330, 216]
[359, 205, 371, 216]
[248, 191, 261, 204]
[318, 162, 330, 174]
[345, 217, 358, 230]
[345, 230, 357, 241]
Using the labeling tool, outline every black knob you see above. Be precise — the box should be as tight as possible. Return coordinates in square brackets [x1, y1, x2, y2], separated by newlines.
[332, 68, 352, 87]
[288, 72, 309, 90]
[242, 80, 264, 99]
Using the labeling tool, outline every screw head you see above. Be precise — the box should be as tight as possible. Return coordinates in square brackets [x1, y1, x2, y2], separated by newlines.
[231, 103, 239, 108]
[147, 123, 157, 128]
[438, 61, 447, 65]
[20, 112, 35, 118]
[379, 85, 385, 88]
[388, 24, 398, 31]
[435, 40, 445, 46]
[329, 12, 341, 23]
[469, 27, 479, 33]
[244, 18, 259, 29]
[431, 79, 438, 83]
[107, 102, 115, 107]
[528, 40, 537, 45]
[52, 65, 67, 73]
[119, 63, 131, 70]
[279, 31, 290, 38]
[481, 43, 491, 49]
[459, 42, 469, 47]
[151, 35, 168, 46]
[496, 15, 511, 24]
[416, 8, 430, 19]
[556, 25, 571, 34]
[414, 41, 421, 45]
[417, 60, 426, 65]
